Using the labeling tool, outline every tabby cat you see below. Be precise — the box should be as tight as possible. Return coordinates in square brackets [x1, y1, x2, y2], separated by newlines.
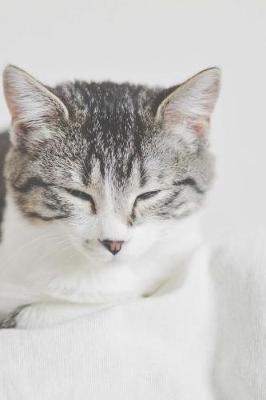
[0, 65, 220, 328]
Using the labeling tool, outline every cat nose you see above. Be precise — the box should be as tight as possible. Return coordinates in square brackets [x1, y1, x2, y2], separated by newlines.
[99, 239, 125, 255]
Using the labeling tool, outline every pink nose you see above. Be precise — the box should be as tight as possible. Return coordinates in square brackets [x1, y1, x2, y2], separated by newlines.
[99, 240, 124, 255]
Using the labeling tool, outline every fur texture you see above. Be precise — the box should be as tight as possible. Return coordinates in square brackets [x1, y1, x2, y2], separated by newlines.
[0, 66, 220, 327]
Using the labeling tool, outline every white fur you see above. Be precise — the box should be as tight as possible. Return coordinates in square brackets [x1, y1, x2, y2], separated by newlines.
[0, 244, 218, 400]
[0, 193, 204, 322]
[1, 231, 266, 399]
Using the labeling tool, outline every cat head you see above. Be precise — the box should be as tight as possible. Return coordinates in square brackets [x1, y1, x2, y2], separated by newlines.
[3, 65, 220, 261]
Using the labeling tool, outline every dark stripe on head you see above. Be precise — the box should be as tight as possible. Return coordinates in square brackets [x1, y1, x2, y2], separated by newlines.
[14, 177, 51, 193]
[43, 201, 60, 211]
[25, 212, 68, 221]
[160, 191, 182, 208]
[43, 190, 67, 211]
[139, 162, 147, 187]
[0, 132, 10, 241]
[174, 178, 205, 194]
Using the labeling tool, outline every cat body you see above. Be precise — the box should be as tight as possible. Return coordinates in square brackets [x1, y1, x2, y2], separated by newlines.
[0, 66, 220, 327]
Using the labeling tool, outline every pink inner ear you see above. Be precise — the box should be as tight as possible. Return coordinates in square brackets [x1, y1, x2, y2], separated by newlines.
[190, 118, 209, 138]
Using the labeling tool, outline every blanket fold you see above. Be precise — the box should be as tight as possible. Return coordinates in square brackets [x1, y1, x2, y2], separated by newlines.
[1, 235, 266, 400]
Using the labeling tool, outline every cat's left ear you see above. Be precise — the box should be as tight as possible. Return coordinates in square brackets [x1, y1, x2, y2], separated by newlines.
[156, 67, 221, 146]
[3, 65, 69, 146]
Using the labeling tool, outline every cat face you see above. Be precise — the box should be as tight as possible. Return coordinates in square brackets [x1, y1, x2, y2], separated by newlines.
[3, 66, 220, 262]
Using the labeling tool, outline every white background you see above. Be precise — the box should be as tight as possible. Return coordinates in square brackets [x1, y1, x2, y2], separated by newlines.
[0, 0, 265, 238]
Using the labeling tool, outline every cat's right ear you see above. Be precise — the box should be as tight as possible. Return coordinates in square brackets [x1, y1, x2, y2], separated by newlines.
[156, 67, 221, 151]
[3, 65, 68, 146]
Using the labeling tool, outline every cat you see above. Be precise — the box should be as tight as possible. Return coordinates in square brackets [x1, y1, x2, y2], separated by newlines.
[0, 65, 220, 328]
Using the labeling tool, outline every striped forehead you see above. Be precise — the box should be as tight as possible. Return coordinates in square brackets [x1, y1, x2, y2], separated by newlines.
[53, 80, 154, 187]
[86, 154, 142, 192]
[79, 125, 144, 188]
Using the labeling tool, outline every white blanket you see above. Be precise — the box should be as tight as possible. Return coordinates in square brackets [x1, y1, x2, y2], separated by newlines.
[0, 234, 265, 400]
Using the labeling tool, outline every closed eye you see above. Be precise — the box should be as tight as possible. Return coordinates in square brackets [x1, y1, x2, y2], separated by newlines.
[134, 190, 161, 205]
[64, 188, 96, 212]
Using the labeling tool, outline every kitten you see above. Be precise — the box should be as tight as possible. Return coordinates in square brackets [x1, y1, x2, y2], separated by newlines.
[0, 65, 220, 328]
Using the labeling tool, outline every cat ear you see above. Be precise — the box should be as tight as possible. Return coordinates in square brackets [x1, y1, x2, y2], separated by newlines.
[156, 67, 221, 147]
[3, 65, 68, 145]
